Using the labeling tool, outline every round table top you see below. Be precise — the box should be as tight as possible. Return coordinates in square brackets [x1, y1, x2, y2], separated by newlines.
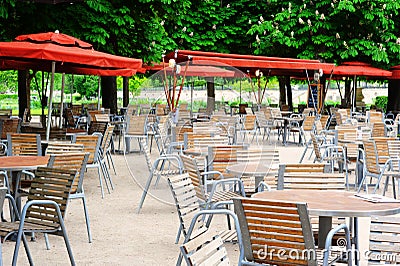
[226, 162, 274, 176]
[253, 190, 400, 217]
[0, 155, 50, 171]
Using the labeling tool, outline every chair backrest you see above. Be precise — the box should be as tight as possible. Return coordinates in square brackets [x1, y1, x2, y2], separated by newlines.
[27, 167, 77, 221]
[270, 107, 282, 118]
[65, 108, 76, 127]
[277, 172, 346, 190]
[369, 215, 400, 264]
[126, 114, 147, 135]
[387, 140, 400, 170]
[94, 113, 110, 123]
[139, 139, 154, 173]
[310, 132, 323, 162]
[183, 132, 213, 150]
[47, 153, 89, 194]
[207, 145, 247, 174]
[172, 125, 193, 143]
[180, 229, 230, 266]
[71, 104, 83, 116]
[167, 173, 206, 240]
[7, 133, 41, 156]
[243, 115, 256, 130]
[362, 140, 381, 175]
[371, 122, 386, 137]
[180, 154, 206, 201]
[368, 110, 383, 124]
[88, 121, 108, 136]
[234, 197, 317, 266]
[72, 134, 102, 164]
[302, 115, 316, 132]
[278, 163, 330, 174]
[46, 143, 84, 154]
[236, 147, 279, 164]
[100, 124, 115, 153]
[0, 118, 20, 139]
[373, 137, 396, 164]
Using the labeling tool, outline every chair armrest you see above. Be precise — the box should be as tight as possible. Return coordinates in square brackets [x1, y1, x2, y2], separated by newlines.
[323, 223, 352, 265]
[201, 170, 224, 180]
[153, 156, 183, 171]
[208, 178, 246, 200]
[256, 181, 272, 192]
[21, 170, 35, 179]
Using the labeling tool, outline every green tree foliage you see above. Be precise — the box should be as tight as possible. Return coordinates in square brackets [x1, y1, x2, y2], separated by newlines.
[71, 75, 99, 100]
[248, 0, 400, 66]
[0, 70, 17, 93]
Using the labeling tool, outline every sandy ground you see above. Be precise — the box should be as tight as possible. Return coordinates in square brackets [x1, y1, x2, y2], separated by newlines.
[0, 135, 376, 265]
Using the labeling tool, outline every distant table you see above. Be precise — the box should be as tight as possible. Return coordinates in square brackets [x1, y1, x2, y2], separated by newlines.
[226, 162, 274, 192]
[254, 189, 400, 264]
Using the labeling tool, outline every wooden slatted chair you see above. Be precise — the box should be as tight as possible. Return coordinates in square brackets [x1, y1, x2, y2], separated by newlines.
[100, 124, 117, 175]
[358, 140, 400, 196]
[372, 122, 386, 137]
[178, 209, 241, 266]
[94, 113, 110, 123]
[207, 145, 248, 180]
[233, 197, 352, 266]
[72, 134, 111, 198]
[368, 215, 400, 264]
[236, 147, 279, 193]
[46, 150, 91, 244]
[373, 137, 396, 165]
[88, 121, 108, 136]
[0, 167, 77, 266]
[124, 114, 148, 154]
[180, 154, 245, 202]
[0, 118, 20, 139]
[167, 173, 241, 244]
[237, 114, 257, 142]
[136, 139, 183, 213]
[7, 133, 41, 156]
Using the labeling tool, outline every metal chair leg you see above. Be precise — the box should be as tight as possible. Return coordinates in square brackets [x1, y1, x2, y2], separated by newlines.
[82, 196, 92, 243]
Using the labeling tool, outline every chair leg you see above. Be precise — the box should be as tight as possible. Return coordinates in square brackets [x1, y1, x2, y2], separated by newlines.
[12, 232, 34, 266]
[82, 196, 92, 243]
[100, 163, 112, 193]
[44, 233, 50, 250]
[137, 172, 154, 213]
[175, 224, 182, 244]
[107, 151, 117, 175]
[101, 160, 114, 190]
[58, 216, 76, 266]
[97, 167, 105, 199]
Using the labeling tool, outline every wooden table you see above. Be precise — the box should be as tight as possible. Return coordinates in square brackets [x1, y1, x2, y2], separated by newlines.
[0, 155, 50, 210]
[254, 189, 400, 264]
[226, 162, 275, 192]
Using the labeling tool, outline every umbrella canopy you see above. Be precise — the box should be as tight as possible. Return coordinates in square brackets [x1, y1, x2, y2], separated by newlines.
[0, 31, 142, 76]
[0, 31, 142, 140]
[165, 50, 335, 76]
[329, 61, 392, 78]
[144, 63, 238, 77]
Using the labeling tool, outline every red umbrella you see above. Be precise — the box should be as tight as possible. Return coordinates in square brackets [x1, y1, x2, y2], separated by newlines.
[0, 31, 142, 140]
[330, 61, 392, 77]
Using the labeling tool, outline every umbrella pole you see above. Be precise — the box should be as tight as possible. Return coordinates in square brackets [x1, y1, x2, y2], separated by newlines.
[46, 61, 56, 141]
[97, 77, 101, 110]
[59, 73, 65, 128]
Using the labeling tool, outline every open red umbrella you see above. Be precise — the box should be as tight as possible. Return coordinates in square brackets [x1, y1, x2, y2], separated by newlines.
[0, 31, 142, 140]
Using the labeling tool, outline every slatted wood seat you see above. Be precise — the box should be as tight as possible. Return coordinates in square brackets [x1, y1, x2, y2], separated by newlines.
[46, 152, 91, 243]
[94, 113, 110, 123]
[46, 143, 84, 155]
[358, 140, 400, 195]
[167, 173, 238, 244]
[372, 122, 386, 137]
[0, 167, 77, 265]
[368, 215, 400, 264]
[233, 197, 351, 266]
[207, 145, 247, 179]
[180, 230, 230, 266]
[73, 134, 110, 198]
[136, 139, 184, 213]
[88, 121, 108, 136]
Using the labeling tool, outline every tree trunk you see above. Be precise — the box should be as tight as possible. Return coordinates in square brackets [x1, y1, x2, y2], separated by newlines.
[388, 79, 400, 113]
[101, 76, 117, 114]
[285, 76, 292, 110]
[206, 79, 215, 114]
[344, 79, 352, 108]
[278, 77, 286, 107]
[18, 70, 29, 119]
[123, 76, 129, 108]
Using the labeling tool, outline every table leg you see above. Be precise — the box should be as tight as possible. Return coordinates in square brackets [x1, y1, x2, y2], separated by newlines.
[282, 120, 288, 146]
[254, 175, 264, 193]
[318, 216, 332, 249]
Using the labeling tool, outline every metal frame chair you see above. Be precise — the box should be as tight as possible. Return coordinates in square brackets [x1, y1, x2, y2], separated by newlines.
[0, 167, 77, 266]
[233, 197, 352, 266]
[136, 139, 184, 213]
